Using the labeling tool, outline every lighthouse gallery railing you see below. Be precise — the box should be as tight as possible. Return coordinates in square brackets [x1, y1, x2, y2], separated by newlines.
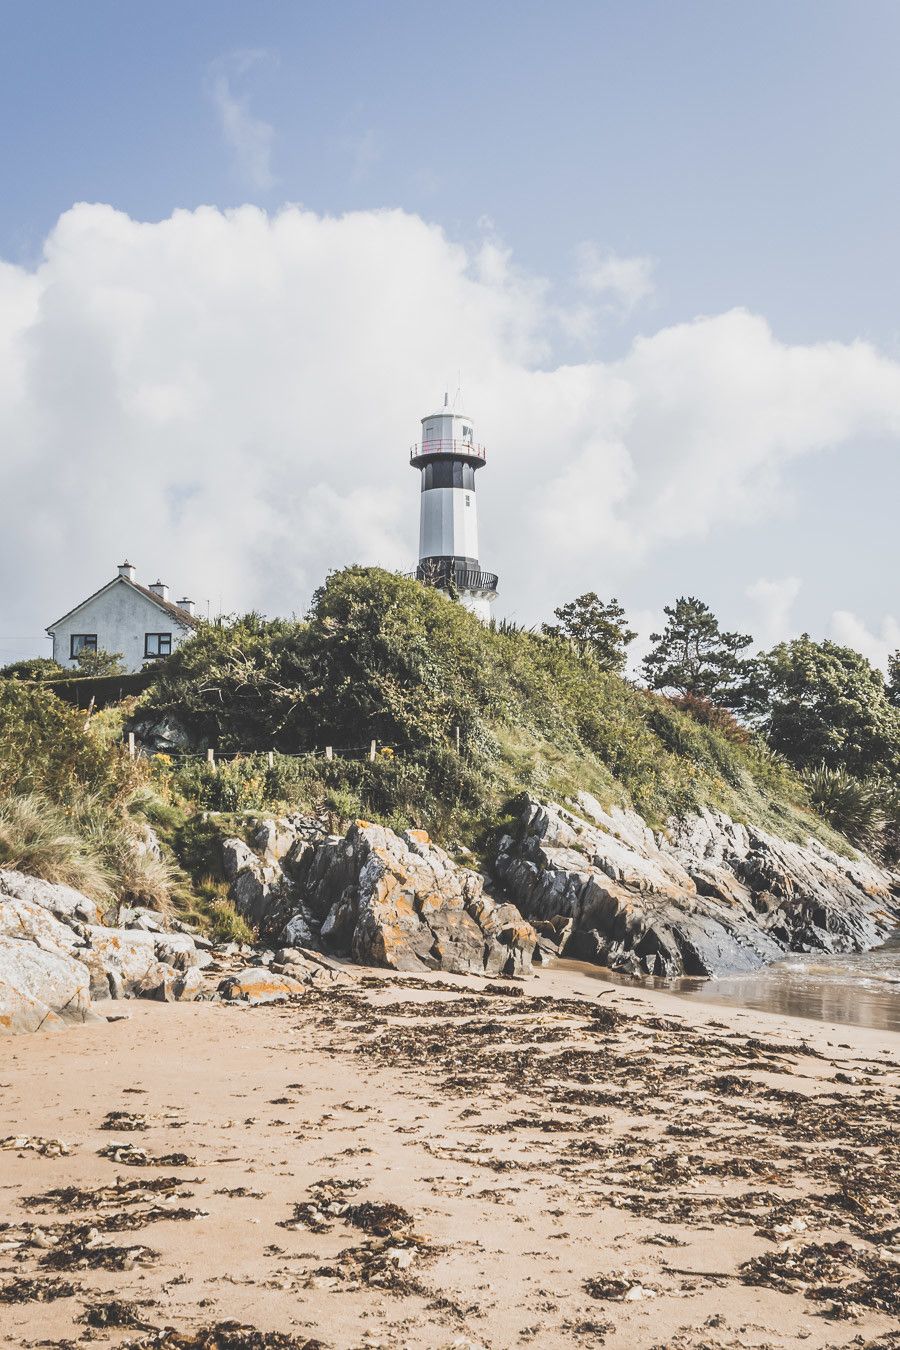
[414, 560, 498, 594]
[409, 440, 486, 462]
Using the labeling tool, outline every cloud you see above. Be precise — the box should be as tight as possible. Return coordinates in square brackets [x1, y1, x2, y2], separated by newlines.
[745, 577, 803, 648]
[576, 243, 655, 313]
[208, 52, 275, 190]
[829, 611, 900, 672]
[3, 202, 900, 661]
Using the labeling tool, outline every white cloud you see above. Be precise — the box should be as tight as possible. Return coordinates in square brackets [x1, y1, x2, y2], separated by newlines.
[576, 243, 655, 313]
[3, 202, 900, 661]
[829, 611, 900, 672]
[208, 52, 275, 190]
[745, 577, 803, 648]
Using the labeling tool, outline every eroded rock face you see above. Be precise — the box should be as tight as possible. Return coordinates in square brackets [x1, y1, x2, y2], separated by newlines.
[494, 794, 900, 978]
[225, 820, 539, 977]
[0, 869, 210, 1034]
[223, 815, 327, 945]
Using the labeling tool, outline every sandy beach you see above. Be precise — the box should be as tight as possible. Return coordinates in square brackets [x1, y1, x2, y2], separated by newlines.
[1, 965, 898, 1349]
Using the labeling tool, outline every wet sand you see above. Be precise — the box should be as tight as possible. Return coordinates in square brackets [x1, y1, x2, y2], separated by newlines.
[1, 964, 898, 1349]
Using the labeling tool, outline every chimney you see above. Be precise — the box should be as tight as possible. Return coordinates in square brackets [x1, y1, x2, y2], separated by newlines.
[149, 580, 170, 601]
[118, 561, 136, 582]
[177, 597, 196, 616]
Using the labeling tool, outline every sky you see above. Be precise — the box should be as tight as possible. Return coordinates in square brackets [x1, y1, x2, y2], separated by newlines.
[1, 0, 899, 671]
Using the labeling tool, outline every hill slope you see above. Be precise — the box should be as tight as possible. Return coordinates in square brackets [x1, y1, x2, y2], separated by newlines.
[139, 567, 848, 855]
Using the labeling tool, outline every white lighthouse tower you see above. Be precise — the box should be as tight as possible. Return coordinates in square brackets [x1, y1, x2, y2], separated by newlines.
[410, 394, 499, 621]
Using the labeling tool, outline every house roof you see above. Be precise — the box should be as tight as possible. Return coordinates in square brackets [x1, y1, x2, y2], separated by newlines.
[46, 575, 202, 634]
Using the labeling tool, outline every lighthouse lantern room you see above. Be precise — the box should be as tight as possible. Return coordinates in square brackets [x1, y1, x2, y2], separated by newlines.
[410, 394, 499, 621]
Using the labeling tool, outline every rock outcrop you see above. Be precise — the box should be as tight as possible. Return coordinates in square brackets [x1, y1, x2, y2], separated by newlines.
[494, 794, 899, 978]
[225, 818, 539, 977]
[0, 869, 210, 1033]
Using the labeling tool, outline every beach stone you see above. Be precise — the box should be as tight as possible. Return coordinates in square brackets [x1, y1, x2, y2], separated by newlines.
[133, 960, 178, 1002]
[0, 869, 100, 925]
[0, 888, 85, 957]
[78, 927, 160, 997]
[216, 967, 308, 1004]
[155, 936, 210, 971]
[174, 965, 204, 1001]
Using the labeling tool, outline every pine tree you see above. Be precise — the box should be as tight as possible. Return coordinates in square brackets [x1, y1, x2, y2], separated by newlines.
[642, 597, 751, 705]
[543, 593, 637, 672]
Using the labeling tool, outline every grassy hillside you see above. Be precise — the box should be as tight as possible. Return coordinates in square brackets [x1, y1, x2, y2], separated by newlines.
[0, 566, 856, 930]
[140, 567, 846, 854]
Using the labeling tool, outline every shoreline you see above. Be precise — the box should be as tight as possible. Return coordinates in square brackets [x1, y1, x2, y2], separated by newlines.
[1, 964, 898, 1348]
[548, 935, 900, 1034]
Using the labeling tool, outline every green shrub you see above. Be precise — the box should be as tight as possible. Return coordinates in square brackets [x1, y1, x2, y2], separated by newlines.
[132, 567, 841, 849]
[802, 765, 884, 851]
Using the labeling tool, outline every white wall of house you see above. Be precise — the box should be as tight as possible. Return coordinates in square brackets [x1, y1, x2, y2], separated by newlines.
[49, 579, 194, 673]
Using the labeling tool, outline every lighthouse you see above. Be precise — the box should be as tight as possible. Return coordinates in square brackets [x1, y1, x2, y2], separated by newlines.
[410, 395, 499, 621]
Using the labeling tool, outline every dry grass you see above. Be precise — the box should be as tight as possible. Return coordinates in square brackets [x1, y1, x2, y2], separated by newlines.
[0, 792, 115, 902]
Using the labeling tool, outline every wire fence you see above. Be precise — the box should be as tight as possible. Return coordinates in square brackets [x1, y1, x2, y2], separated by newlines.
[125, 737, 403, 766]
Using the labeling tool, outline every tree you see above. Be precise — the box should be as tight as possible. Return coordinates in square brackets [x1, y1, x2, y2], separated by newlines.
[744, 636, 900, 779]
[888, 649, 900, 707]
[72, 647, 127, 677]
[0, 657, 65, 682]
[642, 597, 751, 705]
[542, 593, 637, 673]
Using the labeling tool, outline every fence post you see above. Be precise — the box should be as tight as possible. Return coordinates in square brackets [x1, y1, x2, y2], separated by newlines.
[206, 748, 216, 772]
[267, 751, 274, 768]
[455, 725, 460, 754]
[325, 745, 333, 761]
[127, 731, 136, 760]
[369, 739, 377, 762]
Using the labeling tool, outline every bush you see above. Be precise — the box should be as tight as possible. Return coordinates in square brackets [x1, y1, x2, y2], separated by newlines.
[802, 765, 884, 852]
[0, 792, 114, 901]
[0, 682, 175, 908]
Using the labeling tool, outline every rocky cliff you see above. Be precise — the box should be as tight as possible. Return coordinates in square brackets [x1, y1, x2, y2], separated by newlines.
[224, 799, 898, 982]
[224, 816, 541, 977]
[494, 793, 899, 977]
[0, 869, 216, 1033]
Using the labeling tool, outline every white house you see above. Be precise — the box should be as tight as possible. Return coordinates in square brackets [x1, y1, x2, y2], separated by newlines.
[47, 562, 200, 674]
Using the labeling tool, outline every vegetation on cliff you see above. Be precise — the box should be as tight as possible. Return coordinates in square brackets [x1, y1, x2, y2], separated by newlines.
[0, 681, 171, 906]
[3, 567, 899, 928]
[140, 567, 844, 851]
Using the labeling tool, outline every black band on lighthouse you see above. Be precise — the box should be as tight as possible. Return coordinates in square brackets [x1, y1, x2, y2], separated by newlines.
[419, 460, 476, 491]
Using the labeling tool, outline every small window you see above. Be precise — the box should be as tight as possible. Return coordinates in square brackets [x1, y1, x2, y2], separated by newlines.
[465, 494, 471, 506]
[462, 425, 473, 443]
[70, 634, 97, 658]
[144, 633, 172, 658]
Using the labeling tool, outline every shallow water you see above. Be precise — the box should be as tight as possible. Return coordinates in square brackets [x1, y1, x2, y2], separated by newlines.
[552, 930, 900, 1032]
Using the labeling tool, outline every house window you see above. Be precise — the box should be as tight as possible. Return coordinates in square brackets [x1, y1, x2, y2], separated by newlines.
[144, 633, 172, 658]
[70, 634, 97, 658]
